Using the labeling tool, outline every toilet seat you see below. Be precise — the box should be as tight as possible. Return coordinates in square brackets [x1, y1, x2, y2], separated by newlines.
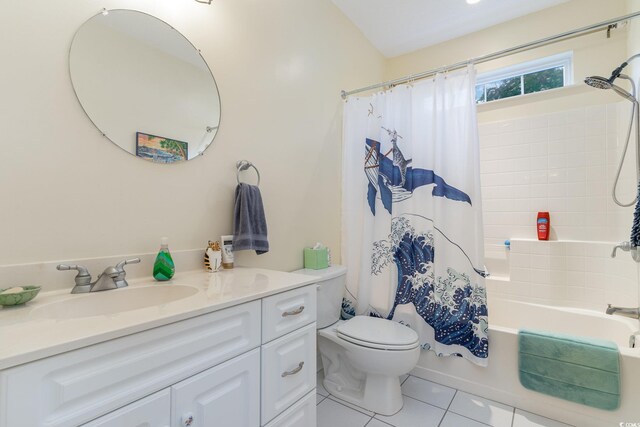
[336, 316, 419, 351]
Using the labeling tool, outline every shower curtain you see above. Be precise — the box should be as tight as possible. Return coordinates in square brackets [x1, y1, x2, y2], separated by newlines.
[341, 65, 489, 365]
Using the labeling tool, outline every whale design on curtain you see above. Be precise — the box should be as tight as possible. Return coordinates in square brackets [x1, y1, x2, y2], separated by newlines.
[342, 65, 489, 365]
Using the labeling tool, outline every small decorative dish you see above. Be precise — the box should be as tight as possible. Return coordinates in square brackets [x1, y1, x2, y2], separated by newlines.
[0, 286, 41, 307]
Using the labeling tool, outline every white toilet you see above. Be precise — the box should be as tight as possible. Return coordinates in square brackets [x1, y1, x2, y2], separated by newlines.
[295, 265, 420, 415]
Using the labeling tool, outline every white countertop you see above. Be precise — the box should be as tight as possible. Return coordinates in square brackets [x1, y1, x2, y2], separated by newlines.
[0, 268, 317, 370]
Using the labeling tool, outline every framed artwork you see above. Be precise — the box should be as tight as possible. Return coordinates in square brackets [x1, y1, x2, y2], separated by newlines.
[136, 132, 188, 163]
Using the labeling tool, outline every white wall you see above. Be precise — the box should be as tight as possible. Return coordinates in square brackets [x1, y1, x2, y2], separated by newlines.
[629, 0, 640, 84]
[386, 0, 630, 122]
[0, 0, 385, 277]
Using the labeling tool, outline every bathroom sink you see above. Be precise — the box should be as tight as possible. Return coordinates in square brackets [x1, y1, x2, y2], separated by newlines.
[32, 285, 198, 319]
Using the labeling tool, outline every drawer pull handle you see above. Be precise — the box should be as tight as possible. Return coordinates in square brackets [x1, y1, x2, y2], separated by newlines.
[281, 361, 305, 377]
[282, 306, 305, 317]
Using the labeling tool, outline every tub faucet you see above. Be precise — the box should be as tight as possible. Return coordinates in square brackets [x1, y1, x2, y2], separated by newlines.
[57, 258, 141, 294]
[611, 241, 640, 262]
[606, 304, 640, 319]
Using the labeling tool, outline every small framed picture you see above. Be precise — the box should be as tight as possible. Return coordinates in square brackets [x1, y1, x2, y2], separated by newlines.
[136, 132, 188, 163]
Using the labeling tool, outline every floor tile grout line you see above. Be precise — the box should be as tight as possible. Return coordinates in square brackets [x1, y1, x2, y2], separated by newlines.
[373, 395, 446, 424]
[452, 389, 515, 414]
[447, 405, 513, 426]
[401, 375, 458, 411]
[325, 395, 375, 417]
[445, 410, 494, 427]
[511, 407, 575, 427]
[445, 389, 457, 412]
[365, 415, 396, 427]
[510, 407, 515, 427]
[437, 389, 458, 427]
[400, 391, 456, 411]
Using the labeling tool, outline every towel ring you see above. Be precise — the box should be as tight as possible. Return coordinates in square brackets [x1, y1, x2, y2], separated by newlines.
[236, 160, 261, 186]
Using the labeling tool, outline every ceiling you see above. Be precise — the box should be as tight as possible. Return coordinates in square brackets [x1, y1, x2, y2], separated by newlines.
[332, 0, 569, 57]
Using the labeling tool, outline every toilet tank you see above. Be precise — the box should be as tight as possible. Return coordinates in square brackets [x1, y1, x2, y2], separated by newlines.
[293, 265, 347, 329]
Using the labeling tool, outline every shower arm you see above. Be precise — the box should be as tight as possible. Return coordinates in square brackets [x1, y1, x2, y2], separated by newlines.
[610, 54, 640, 82]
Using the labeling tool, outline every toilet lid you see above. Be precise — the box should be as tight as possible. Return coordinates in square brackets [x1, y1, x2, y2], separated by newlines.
[336, 316, 419, 350]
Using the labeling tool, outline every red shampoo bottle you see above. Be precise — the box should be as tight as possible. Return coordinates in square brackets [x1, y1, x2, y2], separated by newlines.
[537, 212, 550, 240]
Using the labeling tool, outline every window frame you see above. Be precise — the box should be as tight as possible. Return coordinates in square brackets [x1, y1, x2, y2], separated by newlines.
[475, 51, 573, 103]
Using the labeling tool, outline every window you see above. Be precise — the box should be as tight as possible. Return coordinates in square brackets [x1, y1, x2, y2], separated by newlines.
[475, 52, 573, 104]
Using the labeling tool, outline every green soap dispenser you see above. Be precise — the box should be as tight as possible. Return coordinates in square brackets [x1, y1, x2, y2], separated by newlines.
[153, 237, 175, 281]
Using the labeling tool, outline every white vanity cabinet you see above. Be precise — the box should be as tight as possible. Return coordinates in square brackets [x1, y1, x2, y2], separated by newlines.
[261, 285, 317, 425]
[0, 283, 317, 427]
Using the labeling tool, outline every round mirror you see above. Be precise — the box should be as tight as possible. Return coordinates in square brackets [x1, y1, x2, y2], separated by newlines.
[70, 10, 221, 163]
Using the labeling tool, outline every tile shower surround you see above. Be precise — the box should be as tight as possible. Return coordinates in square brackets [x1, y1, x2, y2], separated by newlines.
[479, 103, 635, 244]
[487, 239, 638, 310]
[479, 103, 639, 309]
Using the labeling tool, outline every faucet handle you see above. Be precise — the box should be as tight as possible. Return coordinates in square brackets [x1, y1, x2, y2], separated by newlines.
[111, 258, 140, 289]
[57, 264, 92, 287]
[115, 258, 141, 271]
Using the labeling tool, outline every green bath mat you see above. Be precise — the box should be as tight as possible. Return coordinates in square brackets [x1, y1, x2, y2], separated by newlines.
[518, 329, 620, 411]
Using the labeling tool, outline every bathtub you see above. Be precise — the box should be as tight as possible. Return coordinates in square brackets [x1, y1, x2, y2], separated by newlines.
[411, 297, 640, 427]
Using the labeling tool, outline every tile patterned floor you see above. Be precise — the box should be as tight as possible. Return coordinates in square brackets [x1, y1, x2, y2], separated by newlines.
[316, 371, 573, 427]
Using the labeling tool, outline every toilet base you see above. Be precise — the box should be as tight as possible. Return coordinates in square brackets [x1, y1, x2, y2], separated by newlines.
[318, 320, 419, 416]
[323, 373, 404, 416]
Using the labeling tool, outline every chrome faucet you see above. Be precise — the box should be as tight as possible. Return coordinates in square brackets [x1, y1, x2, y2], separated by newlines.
[57, 258, 141, 294]
[606, 304, 640, 319]
[611, 241, 640, 261]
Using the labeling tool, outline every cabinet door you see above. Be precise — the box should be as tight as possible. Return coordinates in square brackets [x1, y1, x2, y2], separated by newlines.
[82, 389, 170, 427]
[171, 348, 260, 427]
[261, 323, 316, 425]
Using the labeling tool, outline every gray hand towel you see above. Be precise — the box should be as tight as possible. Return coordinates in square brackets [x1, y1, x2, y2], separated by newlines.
[233, 183, 269, 254]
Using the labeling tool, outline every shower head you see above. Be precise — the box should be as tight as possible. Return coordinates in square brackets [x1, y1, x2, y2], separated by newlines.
[584, 74, 637, 103]
[584, 54, 640, 101]
[584, 76, 612, 90]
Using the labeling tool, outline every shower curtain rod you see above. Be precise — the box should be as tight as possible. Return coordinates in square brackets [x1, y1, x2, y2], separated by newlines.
[341, 11, 640, 100]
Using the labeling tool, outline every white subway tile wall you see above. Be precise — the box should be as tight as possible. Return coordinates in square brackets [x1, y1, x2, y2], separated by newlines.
[479, 103, 639, 310]
[486, 239, 638, 310]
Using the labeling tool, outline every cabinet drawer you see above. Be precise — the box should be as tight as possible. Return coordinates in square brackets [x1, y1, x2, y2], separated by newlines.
[261, 323, 316, 425]
[81, 389, 170, 427]
[0, 301, 260, 427]
[171, 348, 260, 427]
[262, 285, 316, 343]
[263, 390, 316, 427]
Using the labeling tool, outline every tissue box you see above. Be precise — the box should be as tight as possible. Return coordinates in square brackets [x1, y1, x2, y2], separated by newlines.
[304, 247, 329, 270]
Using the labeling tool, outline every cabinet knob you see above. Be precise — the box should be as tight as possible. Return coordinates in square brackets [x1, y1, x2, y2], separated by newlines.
[282, 306, 305, 317]
[281, 361, 305, 377]
[182, 413, 194, 426]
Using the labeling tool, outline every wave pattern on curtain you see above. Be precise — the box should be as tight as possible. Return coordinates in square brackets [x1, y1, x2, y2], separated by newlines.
[342, 66, 489, 365]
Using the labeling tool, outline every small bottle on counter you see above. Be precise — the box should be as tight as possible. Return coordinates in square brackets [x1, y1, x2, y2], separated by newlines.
[221, 235, 234, 269]
[153, 237, 175, 281]
[537, 212, 550, 241]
